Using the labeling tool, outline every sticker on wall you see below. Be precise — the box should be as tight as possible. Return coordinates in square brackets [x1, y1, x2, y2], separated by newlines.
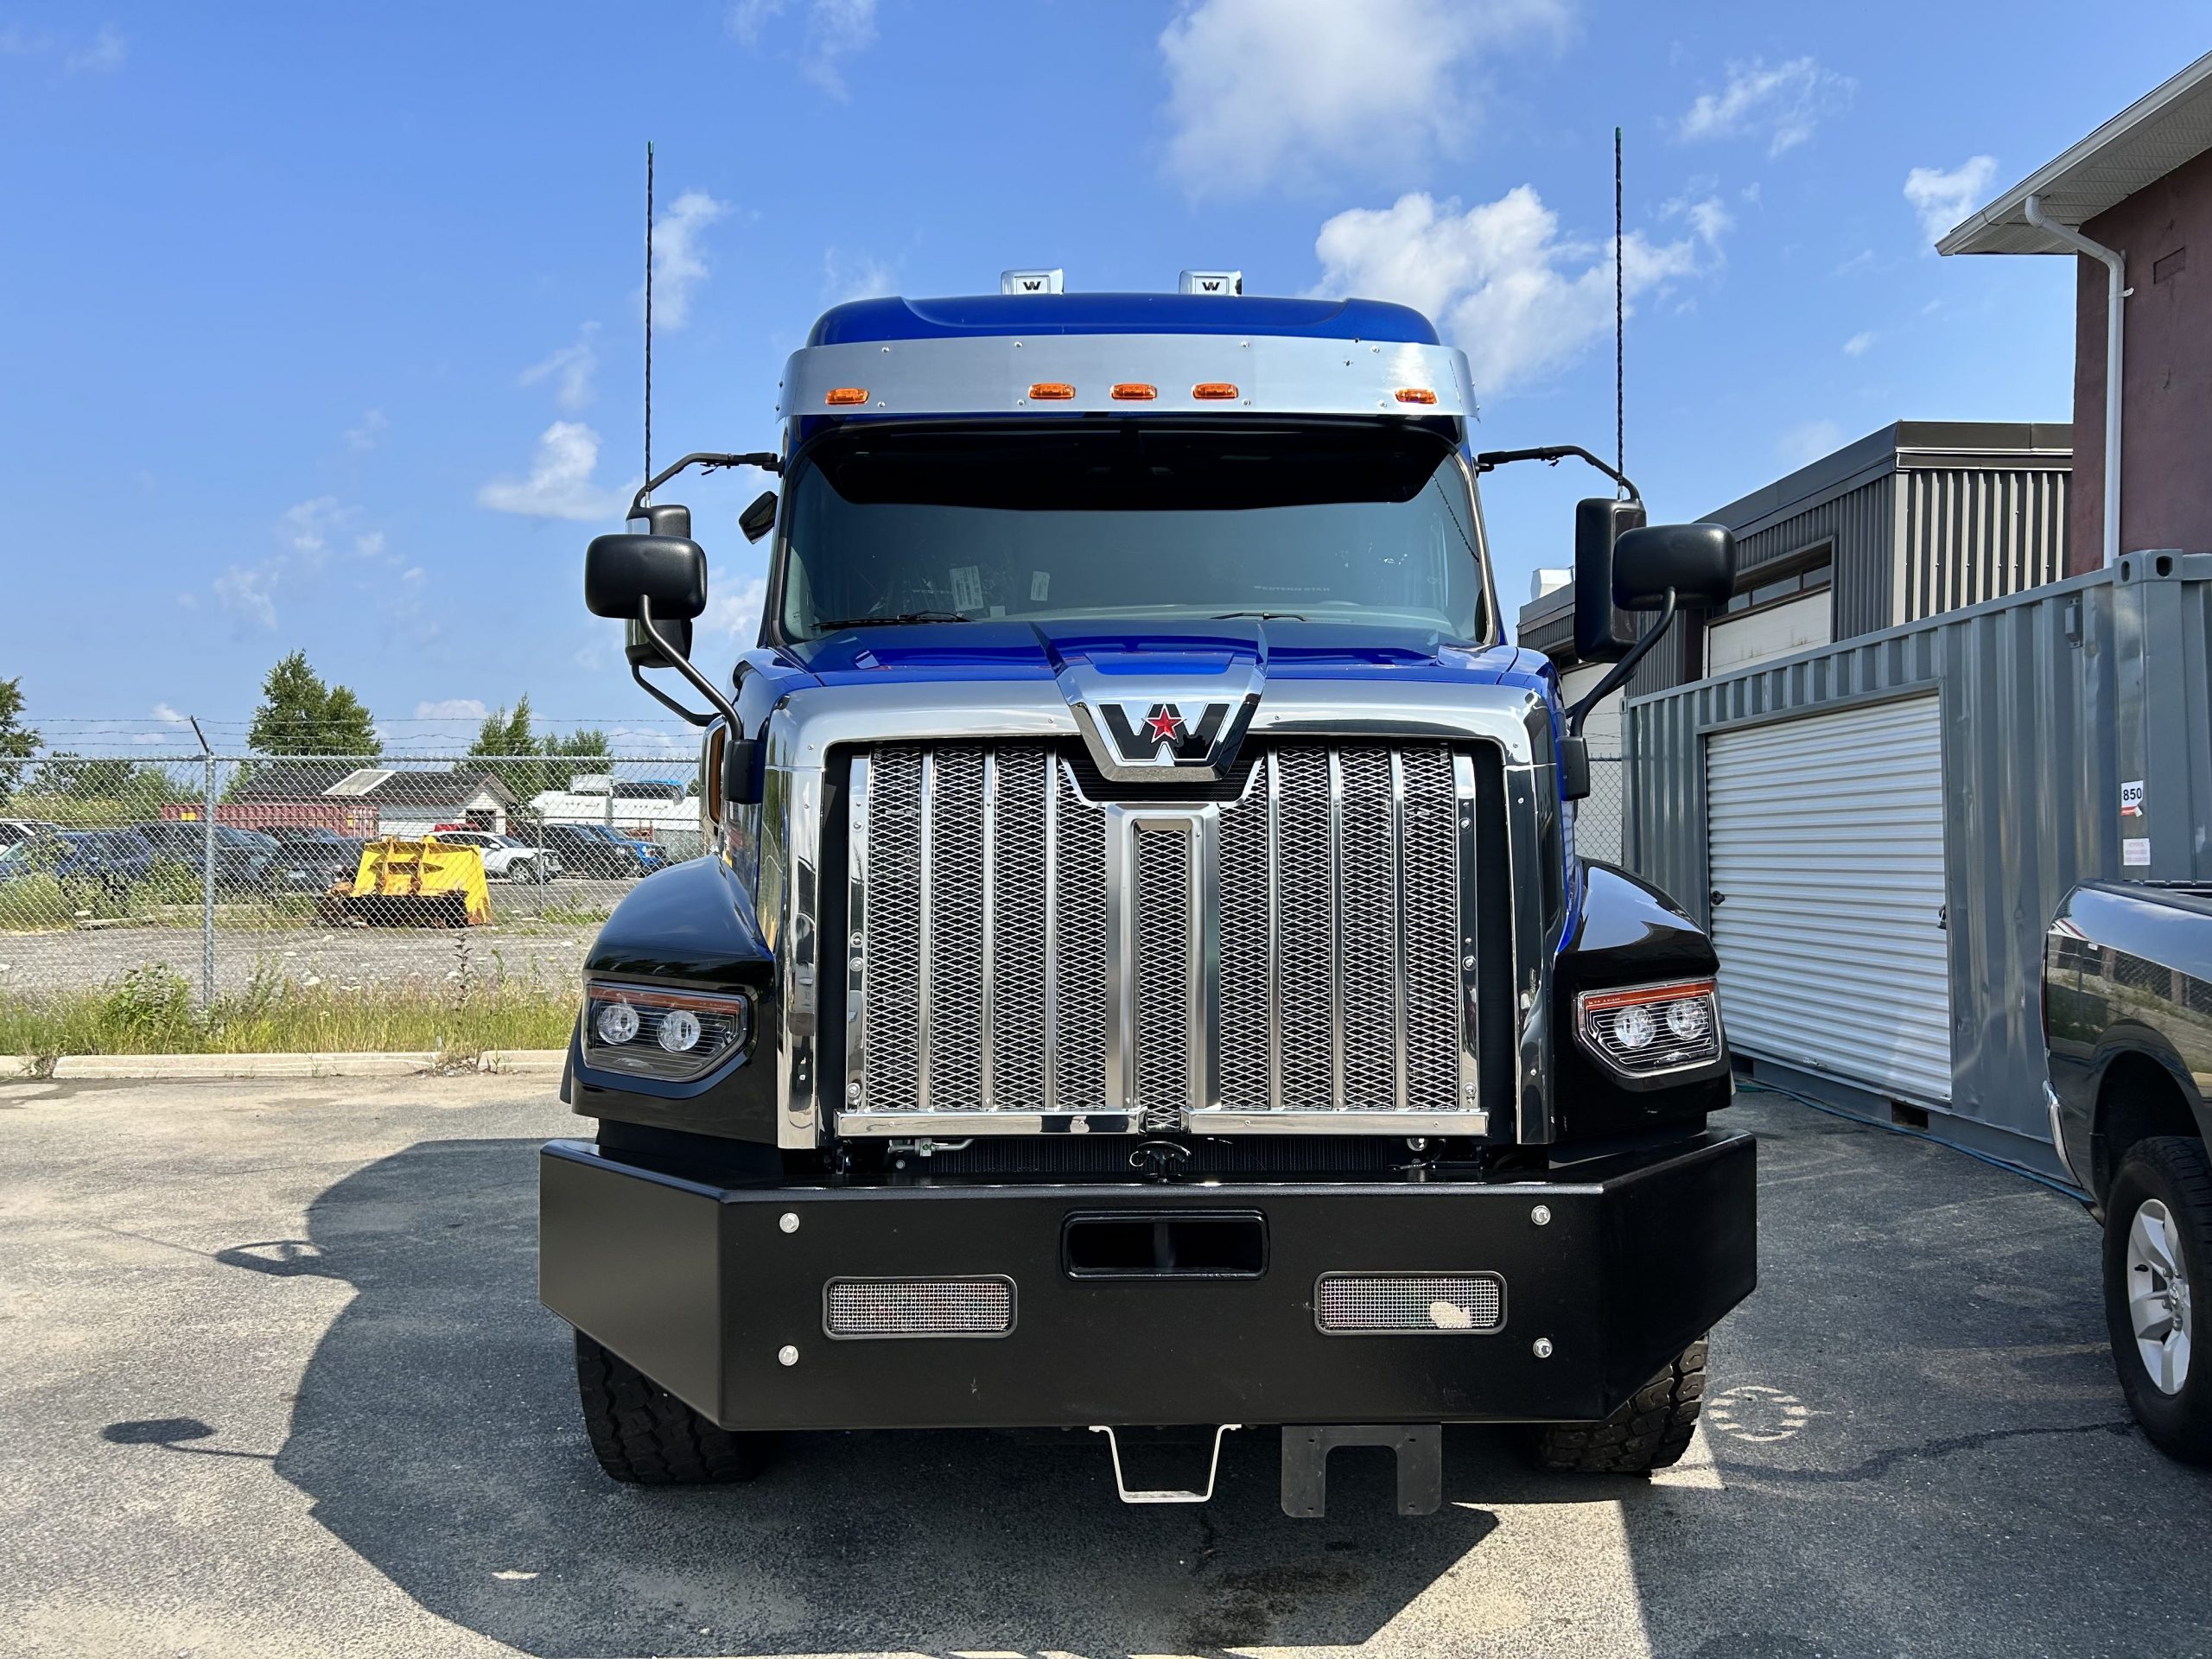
[2120, 779, 2145, 818]
[2123, 837, 2152, 868]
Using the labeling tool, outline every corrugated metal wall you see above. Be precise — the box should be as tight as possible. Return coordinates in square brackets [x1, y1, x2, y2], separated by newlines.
[1899, 467, 2069, 622]
[1624, 556, 2212, 1174]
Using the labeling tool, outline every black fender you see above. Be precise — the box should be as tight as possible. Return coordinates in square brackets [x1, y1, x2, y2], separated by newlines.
[1551, 861, 1732, 1142]
[565, 854, 785, 1147]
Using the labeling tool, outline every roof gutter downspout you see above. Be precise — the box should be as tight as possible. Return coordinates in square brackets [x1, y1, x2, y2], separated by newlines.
[2025, 193, 2126, 566]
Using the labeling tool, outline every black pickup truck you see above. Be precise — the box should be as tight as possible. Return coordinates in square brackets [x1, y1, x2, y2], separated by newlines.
[2045, 880, 2212, 1462]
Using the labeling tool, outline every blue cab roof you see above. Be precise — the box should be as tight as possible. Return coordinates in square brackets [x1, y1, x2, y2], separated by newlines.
[807, 293, 1442, 347]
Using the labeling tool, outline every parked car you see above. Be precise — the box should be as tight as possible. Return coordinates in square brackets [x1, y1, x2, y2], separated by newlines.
[0, 830, 158, 894]
[2045, 880, 2212, 1463]
[131, 822, 283, 894]
[537, 823, 645, 879]
[273, 834, 369, 893]
[0, 818, 60, 848]
[423, 828, 564, 884]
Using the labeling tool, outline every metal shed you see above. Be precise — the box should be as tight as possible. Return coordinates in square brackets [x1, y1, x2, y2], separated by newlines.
[1624, 551, 2212, 1178]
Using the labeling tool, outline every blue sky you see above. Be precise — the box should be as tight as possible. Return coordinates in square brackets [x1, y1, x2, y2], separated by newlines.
[2, 2, 2202, 753]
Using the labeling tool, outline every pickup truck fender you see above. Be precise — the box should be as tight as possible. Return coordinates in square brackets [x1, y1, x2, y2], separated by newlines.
[563, 854, 785, 1145]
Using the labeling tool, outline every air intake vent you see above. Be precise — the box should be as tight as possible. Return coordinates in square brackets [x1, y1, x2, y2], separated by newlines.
[823, 1277, 1016, 1338]
[1314, 1273, 1505, 1335]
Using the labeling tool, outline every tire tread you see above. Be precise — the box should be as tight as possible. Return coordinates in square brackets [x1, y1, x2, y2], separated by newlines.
[573, 1331, 770, 1484]
[1529, 1338, 1707, 1474]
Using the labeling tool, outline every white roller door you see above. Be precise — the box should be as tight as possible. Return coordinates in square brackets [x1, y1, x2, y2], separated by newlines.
[1705, 696, 1951, 1105]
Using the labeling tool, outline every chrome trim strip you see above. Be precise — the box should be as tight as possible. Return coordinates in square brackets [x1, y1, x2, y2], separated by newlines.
[1042, 753, 1061, 1114]
[1328, 746, 1346, 1115]
[781, 332, 1475, 420]
[1504, 762, 1554, 1142]
[840, 1109, 1135, 1138]
[1189, 1109, 1491, 1136]
[2045, 1082, 2083, 1186]
[1103, 805, 1135, 1113]
[1452, 752, 1484, 1115]
[916, 747, 936, 1116]
[1194, 802, 1221, 1114]
[1390, 748, 1410, 1116]
[1265, 749, 1284, 1116]
[845, 752, 872, 1117]
[978, 746, 998, 1109]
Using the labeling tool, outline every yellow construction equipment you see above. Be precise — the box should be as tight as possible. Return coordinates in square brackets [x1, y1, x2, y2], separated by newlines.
[319, 834, 492, 928]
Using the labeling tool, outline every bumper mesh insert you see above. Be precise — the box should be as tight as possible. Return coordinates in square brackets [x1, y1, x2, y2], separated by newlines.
[823, 1277, 1016, 1338]
[1314, 1272, 1505, 1334]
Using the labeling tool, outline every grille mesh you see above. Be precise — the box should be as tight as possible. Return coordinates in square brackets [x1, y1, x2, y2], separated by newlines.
[990, 745, 1049, 1104]
[1135, 826, 1192, 1131]
[927, 747, 987, 1109]
[1315, 1273, 1504, 1333]
[863, 746, 925, 1111]
[1338, 747, 1397, 1109]
[1401, 747, 1465, 1113]
[1217, 766, 1272, 1110]
[1052, 760, 1109, 1110]
[824, 1278, 1015, 1337]
[1272, 743, 1336, 1111]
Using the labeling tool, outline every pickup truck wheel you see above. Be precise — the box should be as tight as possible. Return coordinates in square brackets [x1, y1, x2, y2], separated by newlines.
[2104, 1136, 2212, 1463]
[1529, 1337, 1707, 1473]
[572, 1331, 773, 1484]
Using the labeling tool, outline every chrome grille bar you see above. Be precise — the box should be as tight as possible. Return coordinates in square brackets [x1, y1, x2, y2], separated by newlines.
[841, 738, 1486, 1135]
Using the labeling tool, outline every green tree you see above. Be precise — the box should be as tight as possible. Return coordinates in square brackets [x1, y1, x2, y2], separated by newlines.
[246, 652, 379, 756]
[0, 676, 37, 803]
[540, 726, 610, 791]
[469, 695, 546, 798]
[22, 753, 179, 823]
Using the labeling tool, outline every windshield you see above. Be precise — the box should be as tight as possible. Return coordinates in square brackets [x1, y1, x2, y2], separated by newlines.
[774, 420, 1490, 642]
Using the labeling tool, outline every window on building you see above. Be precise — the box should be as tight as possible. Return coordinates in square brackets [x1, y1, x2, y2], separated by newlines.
[1719, 552, 1833, 616]
[1702, 548, 1835, 676]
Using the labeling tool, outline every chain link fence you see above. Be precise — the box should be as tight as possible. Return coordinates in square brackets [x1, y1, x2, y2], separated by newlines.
[0, 753, 707, 1004]
[1573, 753, 1627, 867]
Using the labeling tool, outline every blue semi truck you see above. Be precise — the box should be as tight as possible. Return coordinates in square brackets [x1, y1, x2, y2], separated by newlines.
[539, 272, 1754, 1515]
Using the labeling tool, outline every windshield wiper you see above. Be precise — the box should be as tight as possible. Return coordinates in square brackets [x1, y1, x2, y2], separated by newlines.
[811, 611, 969, 632]
[1211, 610, 1309, 621]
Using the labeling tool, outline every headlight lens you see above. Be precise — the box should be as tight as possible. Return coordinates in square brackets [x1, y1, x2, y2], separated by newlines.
[1575, 979, 1721, 1077]
[582, 981, 752, 1082]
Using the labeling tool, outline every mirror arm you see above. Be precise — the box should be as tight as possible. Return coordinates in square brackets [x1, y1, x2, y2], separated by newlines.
[629, 450, 783, 520]
[637, 599, 742, 731]
[1472, 445, 1641, 504]
[629, 662, 715, 728]
[1567, 588, 1676, 736]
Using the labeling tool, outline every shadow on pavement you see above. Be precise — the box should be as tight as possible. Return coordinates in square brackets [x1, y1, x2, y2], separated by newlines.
[266, 1137, 1523, 1657]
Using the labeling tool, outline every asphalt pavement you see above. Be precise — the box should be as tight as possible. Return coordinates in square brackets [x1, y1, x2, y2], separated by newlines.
[2, 1077, 2206, 1658]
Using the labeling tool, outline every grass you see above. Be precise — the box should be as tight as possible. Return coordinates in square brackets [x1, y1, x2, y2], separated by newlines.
[3, 962, 577, 1070]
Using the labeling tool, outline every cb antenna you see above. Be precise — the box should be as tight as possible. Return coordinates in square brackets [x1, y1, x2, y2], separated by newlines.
[1614, 124, 1625, 497]
[644, 140, 654, 501]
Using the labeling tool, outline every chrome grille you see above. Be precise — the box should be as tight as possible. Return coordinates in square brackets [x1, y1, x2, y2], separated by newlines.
[847, 738, 1477, 1129]
[1315, 1272, 1505, 1334]
[823, 1277, 1016, 1338]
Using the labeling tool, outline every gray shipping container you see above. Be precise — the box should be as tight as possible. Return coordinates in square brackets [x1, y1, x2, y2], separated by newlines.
[1623, 550, 2212, 1179]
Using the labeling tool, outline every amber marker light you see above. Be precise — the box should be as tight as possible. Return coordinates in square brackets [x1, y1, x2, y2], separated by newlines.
[1395, 387, 1439, 404]
[1028, 381, 1077, 400]
[1110, 383, 1158, 401]
[824, 386, 869, 406]
[1192, 382, 1240, 400]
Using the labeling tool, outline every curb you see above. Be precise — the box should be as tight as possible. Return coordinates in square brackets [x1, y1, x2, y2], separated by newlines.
[45, 1050, 568, 1082]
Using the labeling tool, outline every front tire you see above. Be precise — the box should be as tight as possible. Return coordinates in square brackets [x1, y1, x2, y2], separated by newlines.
[1529, 1337, 1707, 1473]
[572, 1331, 773, 1484]
[2104, 1137, 2212, 1463]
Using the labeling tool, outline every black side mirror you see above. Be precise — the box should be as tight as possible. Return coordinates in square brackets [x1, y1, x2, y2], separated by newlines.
[1612, 523, 1734, 611]
[1573, 497, 1644, 662]
[738, 490, 778, 544]
[585, 534, 709, 621]
[626, 615, 692, 668]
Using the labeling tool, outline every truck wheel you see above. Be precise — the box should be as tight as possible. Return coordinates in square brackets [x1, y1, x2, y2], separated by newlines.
[572, 1331, 773, 1484]
[1529, 1337, 1707, 1473]
[2104, 1136, 2212, 1463]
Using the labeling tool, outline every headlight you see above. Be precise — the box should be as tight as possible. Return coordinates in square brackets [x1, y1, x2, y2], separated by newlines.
[582, 981, 753, 1082]
[1574, 978, 1721, 1077]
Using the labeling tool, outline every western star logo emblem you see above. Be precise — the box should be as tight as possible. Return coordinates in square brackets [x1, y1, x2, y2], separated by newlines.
[1102, 701, 1229, 765]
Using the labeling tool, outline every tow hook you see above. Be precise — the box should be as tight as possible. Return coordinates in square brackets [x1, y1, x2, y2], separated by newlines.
[1129, 1140, 1194, 1182]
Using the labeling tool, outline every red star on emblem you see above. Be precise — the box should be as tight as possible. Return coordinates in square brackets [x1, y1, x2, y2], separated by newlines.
[1144, 708, 1185, 744]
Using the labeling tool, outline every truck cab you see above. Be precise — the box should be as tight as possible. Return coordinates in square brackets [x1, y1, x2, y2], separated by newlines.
[541, 279, 1754, 1513]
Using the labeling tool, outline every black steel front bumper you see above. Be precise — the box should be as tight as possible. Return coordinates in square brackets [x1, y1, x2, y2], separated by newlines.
[539, 1129, 1755, 1432]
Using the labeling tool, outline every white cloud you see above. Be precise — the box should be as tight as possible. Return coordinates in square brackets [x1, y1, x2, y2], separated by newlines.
[283, 496, 346, 555]
[478, 422, 623, 521]
[704, 575, 769, 644]
[345, 409, 387, 451]
[1158, 0, 1567, 196]
[519, 322, 600, 412]
[1680, 57, 1853, 156]
[1309, 185, 1724, 397]
[728, 0, 878, 98]
[822, 248, 895, 306]
[152, 703, 189, 726]
[1904, 154, 1998, 246]
[64, 23, 125, 73]
[647, 191, 728, 331]
[1842, 330, 1876, 357]
[214, 563, 278, 629]
[415, 698, 490, 721]
[1777, 418, 1844, 467]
